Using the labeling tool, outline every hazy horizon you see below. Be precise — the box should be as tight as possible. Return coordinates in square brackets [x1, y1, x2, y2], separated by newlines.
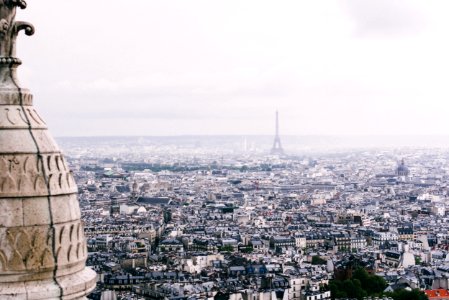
[56, 134, 449, 150]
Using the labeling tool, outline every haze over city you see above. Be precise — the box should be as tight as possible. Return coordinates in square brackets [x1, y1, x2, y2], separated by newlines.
[5, 1, 449, 299]
[18, 0, 449, 138]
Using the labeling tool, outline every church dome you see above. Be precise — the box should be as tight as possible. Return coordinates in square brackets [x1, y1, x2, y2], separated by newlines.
[396, 159, 410, 176]
[0, 2, 96, 298]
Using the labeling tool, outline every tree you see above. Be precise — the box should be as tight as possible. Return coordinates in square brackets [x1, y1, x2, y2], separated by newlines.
[415, 256, 422, 265]
[163, 210, 172, 223]
[353, 267, 387, 295]
[329, 280, 347, 299]
[385, 289, 428, 300]
[311, 256, 327, 265]
[329, 267, 388, 300]
[219, 245, 234, 252]
[240, 246, 253, 253]
[347, 279, 367, 299]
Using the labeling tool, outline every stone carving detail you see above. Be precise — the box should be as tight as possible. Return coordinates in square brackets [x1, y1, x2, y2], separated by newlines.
[0, 91, 33, 105]
[0, 0, 34, 62]
[0, 106, 47, 128]
[0, 153, 77, 196]
[55, 221, 87, 266]
[0, 226, 54, 272]
[0, 221, 87, 272]
[26, 108, 46, 125]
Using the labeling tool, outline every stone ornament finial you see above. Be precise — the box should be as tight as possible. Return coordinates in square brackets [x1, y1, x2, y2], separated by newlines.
[0, 0, 34, 63]
[5, 0, 27, 9]
[0, 0, 34, 101]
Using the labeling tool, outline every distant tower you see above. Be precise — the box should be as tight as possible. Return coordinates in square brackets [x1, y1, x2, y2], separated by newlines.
[271, 111, 284, 155]
[131, 180, 139, 198]
[110, 196, 120, 216]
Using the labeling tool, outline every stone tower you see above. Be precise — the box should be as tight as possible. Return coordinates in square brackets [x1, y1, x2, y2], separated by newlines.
[0, 1, 96, 299]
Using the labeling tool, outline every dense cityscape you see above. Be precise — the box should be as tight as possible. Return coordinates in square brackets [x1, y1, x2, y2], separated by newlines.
[2, 1, 449, 300]
[56, 136, 449, 300]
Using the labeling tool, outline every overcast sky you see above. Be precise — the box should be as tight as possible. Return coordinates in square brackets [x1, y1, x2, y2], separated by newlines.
[16, 0, 449, 136]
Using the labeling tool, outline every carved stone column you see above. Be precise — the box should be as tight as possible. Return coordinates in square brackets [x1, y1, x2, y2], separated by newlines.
[0, 1, 96, 299]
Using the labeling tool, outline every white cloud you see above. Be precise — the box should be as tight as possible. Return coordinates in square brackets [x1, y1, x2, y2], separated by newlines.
[14, 0, 449, 136]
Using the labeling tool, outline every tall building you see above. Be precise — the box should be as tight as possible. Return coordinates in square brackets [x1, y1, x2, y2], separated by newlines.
[0, 2, 96, 298]
[271, 111, 284, 155]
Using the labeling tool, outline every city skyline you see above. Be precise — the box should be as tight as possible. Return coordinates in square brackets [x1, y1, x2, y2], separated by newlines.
[3, 2, 449, 299]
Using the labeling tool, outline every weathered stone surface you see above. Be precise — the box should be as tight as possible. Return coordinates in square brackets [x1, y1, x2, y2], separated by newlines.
[0, 105, 47, 129]
[0, 89, 33, 105]
[0, 1, 96, 299]
[0, 153, 78, 197]
[0, 268, 96, 299]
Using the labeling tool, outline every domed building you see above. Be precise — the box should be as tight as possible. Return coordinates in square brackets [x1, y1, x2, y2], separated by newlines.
[396, 159, 410, 177]
[0, 2, 96, 298]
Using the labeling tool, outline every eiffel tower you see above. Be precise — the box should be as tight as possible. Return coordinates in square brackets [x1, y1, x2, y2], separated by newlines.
[271, 111, 284, 155]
